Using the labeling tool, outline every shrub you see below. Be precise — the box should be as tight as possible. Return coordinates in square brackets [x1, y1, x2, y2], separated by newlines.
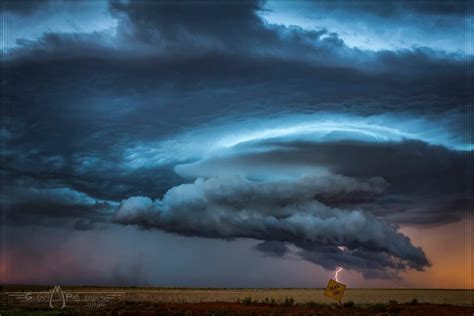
[409, 298, 418, 305]
[389, 300, 398, 305]
[343, 300, 354, 308]
[306, 301, 324, 307]
[387, 304, 402, 315]
[242, 297, 253, 305]
[369, 303, 387, 313]
[283, 297, 295, 306]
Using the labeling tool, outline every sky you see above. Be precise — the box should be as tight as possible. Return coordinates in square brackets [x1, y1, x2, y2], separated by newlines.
[1, 0, 473, 289]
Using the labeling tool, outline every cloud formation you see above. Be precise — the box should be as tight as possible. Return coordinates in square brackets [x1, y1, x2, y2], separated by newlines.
[8, 0, 470, 77]
[2, 0, 52, 16]
[176, 136, 471, 225]
[2, 0, 470, 283]
[307, 1, 472, 17]
[113, 174, 430, 277]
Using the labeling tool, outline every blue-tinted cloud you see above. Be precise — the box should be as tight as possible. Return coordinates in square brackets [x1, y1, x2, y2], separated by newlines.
[262, 1, 472, 53]
[114, 175, 429, 277]
[3, 0, 471, 282]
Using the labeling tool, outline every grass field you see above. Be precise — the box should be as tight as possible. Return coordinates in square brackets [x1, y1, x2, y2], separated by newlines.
[1, 286, 473, 315]
[3, 286, 472, 305]
[116, 288, 474, 306]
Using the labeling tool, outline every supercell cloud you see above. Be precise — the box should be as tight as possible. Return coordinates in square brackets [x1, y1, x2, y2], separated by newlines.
[2, 0, 472, 284]
[114, 174, 429, 278]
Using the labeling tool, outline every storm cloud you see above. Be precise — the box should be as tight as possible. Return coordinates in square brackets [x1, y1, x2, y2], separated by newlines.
[176, 137, 471, 224]
[2, 0, 471, 284]
[114, 174, 430, 277]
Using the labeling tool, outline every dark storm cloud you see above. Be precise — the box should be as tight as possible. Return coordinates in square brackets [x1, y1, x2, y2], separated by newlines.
[1, 1, 52, 16]
[177, 139, 472, 225]
[4, 172, 114, 229]
[3, 48, 467, 233]
[12, 32, 116, 60]
[252, 240, 409, 279]
[4, 46, 469, 227]
[254, 241, 291, 257]
[7, 0, 470, 78]
[113, 174, 430, 276]
[298, 246, 405, 280]
[3, 0, 470, 280]
[109, 0, 266, 45]
[311, 1, 472, 18]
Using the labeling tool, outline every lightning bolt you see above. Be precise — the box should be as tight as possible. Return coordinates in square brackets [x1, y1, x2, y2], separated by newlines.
[335, 267, 343, 282]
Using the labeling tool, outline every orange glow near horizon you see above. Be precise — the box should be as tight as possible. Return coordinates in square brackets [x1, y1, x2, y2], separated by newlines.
[400, 218, 473, 289]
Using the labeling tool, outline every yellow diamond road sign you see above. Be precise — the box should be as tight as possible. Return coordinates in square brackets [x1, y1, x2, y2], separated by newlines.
[324, 279, 346, 302]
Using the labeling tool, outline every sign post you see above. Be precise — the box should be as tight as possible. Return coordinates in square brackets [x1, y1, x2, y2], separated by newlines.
[324, 279, 346, 305]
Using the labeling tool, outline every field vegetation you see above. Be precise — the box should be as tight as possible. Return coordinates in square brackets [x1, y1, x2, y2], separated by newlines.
[1, 286, 472, 315]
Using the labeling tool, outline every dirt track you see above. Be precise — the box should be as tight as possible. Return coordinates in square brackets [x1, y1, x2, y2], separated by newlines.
[2, 301, 474, 315]
[100, 302, 474, 316]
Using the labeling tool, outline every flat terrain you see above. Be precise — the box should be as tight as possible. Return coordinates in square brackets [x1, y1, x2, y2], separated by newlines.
[110, 288, 474, 305]
[1, 286, 473, 315]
